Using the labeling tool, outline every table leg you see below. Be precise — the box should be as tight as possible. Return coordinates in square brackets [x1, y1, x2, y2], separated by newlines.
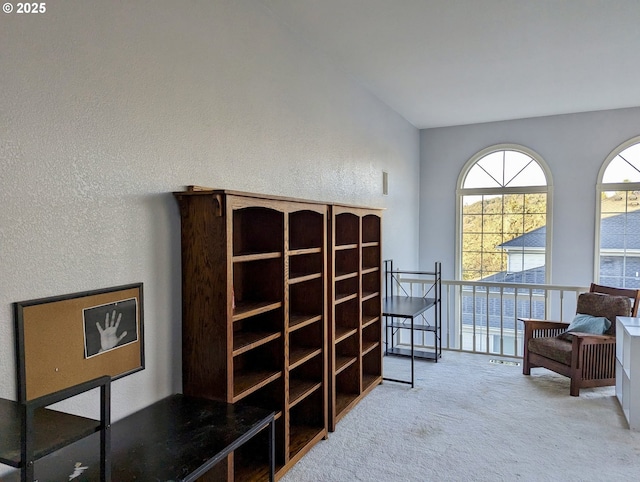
[410, 316, 415, 388]
[100, 382, 111, 482]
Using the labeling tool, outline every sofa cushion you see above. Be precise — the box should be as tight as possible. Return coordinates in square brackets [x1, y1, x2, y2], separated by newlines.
[528, 336, 572, 366]
[576, 292, 631, 336]
[566, 313, 611, 334]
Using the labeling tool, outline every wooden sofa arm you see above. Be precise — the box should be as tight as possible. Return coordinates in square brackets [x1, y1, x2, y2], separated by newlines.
[519, 318, 570, 330]
[569, 332, 615, 344]
[520, 318, 570, 346]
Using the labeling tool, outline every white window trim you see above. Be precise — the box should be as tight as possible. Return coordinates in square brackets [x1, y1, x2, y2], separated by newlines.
[594, 135, 640, 283]
[456, 143, 553, 282]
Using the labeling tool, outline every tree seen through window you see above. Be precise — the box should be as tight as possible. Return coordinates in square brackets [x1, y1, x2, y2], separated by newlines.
[459, 146, 550, 283]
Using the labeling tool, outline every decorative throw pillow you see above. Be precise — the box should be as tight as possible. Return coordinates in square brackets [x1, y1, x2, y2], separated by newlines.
[565, 313, 611, 334]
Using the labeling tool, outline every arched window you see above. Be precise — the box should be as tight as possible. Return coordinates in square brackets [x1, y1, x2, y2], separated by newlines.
[457, 145, 552, 283]
[596, 136, 640, 288]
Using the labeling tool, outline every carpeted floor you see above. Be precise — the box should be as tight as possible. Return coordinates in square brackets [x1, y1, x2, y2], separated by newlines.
[281, 351, 640, 481]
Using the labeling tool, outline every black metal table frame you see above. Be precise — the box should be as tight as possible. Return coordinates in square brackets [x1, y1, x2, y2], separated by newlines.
[382, 260, 441, 388]
[0, 375, 111, 482]
[383, 300, 433, 388]
[184, 405, 276, 482]
[2, 393, 275, 482]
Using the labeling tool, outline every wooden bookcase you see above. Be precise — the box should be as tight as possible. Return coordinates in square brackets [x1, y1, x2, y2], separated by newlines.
[174, 188, 383, 477]
[174, 188, 328, 480]
[328, 205, 383, 431]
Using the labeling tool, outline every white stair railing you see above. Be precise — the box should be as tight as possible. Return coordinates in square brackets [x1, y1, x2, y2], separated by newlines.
[391, 277, 587, 358]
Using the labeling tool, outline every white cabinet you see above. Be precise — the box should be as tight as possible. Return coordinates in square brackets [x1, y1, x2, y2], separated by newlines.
[615, 316, 640, 430]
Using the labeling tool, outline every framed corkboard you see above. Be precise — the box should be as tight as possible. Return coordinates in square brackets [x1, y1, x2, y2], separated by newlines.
[14, 283, 144, 402]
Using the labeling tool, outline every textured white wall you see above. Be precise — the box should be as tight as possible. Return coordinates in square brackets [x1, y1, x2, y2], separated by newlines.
[0, 0, 420, 429]
[419, 107, 640, 285]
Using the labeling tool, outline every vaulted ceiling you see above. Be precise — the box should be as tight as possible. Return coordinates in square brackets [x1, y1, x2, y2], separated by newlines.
[262, 0, 640, 128]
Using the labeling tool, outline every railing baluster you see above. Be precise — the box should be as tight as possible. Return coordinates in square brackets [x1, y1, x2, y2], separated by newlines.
[514, 287, 520, 357]
[446, 284, 451, 350]
[485, 285, 489, 354]
[499, 286, 504, 356]
[458, 284, 463, 351]
[472, 285, 477, 353]
[544, 288, 548, 320]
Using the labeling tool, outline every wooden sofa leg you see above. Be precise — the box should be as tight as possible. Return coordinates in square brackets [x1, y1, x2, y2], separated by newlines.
[570, 379, 580, 397]
[522, 342, 531, 375]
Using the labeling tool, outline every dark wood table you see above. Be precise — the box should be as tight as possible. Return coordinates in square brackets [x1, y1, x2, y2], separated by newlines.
[1, 394, 275, 481]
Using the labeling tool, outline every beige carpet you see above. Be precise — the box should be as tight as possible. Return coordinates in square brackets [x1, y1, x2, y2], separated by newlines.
[281, 351, 640, 481]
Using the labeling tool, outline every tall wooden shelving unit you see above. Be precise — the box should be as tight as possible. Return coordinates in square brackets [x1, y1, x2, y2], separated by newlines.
[328, 205, 383, 431]
[174, 188, 328, 480]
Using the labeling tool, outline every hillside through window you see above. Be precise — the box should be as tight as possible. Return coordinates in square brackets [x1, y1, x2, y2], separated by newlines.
[458, 146, 550, 283]
[598, 137, 640, 288]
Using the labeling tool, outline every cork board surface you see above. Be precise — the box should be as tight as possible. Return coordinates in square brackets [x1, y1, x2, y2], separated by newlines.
[16, 284, 144, 401]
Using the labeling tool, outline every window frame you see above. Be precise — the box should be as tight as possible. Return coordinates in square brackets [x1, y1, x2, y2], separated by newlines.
[456, 144, 554, 283]
[594, 135, 640, 285]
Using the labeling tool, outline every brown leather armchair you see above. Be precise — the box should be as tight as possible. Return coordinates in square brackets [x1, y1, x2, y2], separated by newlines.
[521, 283, 640, 396]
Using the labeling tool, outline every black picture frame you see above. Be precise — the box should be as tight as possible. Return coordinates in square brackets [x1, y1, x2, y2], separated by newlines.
[14, 283, 144, 402]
